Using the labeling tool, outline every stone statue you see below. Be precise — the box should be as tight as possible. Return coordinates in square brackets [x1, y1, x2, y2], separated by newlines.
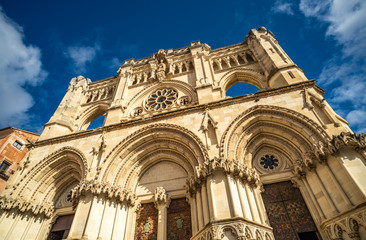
[156, 59, 166, 81]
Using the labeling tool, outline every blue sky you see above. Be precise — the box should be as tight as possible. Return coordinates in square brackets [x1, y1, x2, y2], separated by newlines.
[0, 0, 365, 133]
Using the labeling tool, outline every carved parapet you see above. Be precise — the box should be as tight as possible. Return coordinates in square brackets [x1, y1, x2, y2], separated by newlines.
[190, 219, 274, 240]
[0, 196, 55, 218]
[187, 157, 261, 194]
[71, 180, 137, 207]
[322, 206, 366, 240]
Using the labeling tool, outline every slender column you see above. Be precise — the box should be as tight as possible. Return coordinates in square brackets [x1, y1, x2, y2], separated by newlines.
[23, 216, 43, 239]
[20, 215, 34, 240]
[0, 210, 18, 239]
[303, 177, 326, 219]
[201, 181, 210, 225]
[313, 169, 339, 213]
[68, 194, 93, 239]
[236, 178, 253, 221]
[324, 163, 353, 207]
[253, 187, 265, 224]
[245, 183, 261, 223]
[111, 202, 129, 240]
[4, 212, 21, 240]
[256, 187, 270, 225]
[98, 199, 117, 240]
[196, 188, 204, 230]
[154, 187, 171, 240]
[83, 195, 105, 239]
[189, 194, 199, 234]
[226, 174, 243, 218]
[206, 176, 217, 221]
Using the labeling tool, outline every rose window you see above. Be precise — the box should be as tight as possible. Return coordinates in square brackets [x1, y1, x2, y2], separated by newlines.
[146, 89, 178, 111]
[260, 155, 279, 169]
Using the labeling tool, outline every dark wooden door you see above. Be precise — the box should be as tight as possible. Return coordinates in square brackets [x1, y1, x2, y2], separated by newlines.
[262, 181, 320, 240]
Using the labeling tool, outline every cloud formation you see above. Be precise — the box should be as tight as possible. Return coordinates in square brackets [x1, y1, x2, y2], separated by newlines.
[301, 0, 366, 133]
[0, 7, 48, 128]
[272, 0, 295, 15]
[65, 44, 100, 73]
[274, 0, 366, 132]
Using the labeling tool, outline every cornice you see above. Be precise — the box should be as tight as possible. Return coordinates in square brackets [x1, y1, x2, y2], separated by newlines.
[34, 81, 319, 147]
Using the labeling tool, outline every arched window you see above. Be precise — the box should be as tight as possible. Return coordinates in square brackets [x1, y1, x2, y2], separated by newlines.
[86, 114, 105, 130]
[226, 82, 259, 97]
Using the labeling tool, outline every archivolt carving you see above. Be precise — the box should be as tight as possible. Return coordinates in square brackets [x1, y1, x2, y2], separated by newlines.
[101, 123, 208, 182]
[217, 67, 266, 92]
[220, 105, 330, 161]
[10, 146, 87, 201]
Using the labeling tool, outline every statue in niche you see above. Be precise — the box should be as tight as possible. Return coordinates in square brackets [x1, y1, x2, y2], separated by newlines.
[156, 59, 166, 81]
[155, 49, 168, 82]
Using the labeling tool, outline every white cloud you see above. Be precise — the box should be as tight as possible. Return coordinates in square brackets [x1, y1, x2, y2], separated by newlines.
[0, 7, 47, 128]
[65, 44, 100, 73]
[346, 110, 366, 126]
[299, 0, 331, 18]
[297, 0, 366, 133]
[272, 1, 295, 15]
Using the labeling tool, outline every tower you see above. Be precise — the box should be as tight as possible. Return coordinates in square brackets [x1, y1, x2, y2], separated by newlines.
[0, 27, 365, 240]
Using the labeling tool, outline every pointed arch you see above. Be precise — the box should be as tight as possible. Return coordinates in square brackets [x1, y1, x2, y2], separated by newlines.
[99, 123, 209, 190]
[218, 67, 267, 97]
[13, 147, 88, 204]
[220, 105, 330, 166]
[77, 103, 109, 130]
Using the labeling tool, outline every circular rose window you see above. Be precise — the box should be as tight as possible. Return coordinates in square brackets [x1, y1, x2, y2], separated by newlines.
[146, 88, 178, 111]
[260, 155, 279, 170]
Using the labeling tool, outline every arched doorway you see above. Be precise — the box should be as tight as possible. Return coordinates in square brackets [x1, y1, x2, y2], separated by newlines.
[261, 181, 320, 240]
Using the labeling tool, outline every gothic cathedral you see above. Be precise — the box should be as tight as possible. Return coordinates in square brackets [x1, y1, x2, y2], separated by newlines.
[1, 27, 365, 240]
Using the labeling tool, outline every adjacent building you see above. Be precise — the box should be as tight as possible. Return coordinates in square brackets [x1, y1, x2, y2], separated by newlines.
[0, 27, 365, 240]
[0, 127, 39, 194]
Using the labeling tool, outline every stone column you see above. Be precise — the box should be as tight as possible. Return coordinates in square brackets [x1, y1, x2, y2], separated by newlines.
[68, 194, 94, 239]
[111, 202, 129, 240]
[154, 187, 171, 240]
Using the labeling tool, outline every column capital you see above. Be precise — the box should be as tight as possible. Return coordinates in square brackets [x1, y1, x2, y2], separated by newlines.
[154, 187, 171, 209]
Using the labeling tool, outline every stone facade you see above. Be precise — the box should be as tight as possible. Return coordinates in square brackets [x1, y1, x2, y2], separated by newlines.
[0, 27, 365, 240]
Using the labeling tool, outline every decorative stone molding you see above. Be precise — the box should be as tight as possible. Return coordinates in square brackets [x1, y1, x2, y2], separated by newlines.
[220, 105, 330, 160]
[102, 123, 209, 179]
[330, 132, 366, 154]
[0, 196, 55, 218]
[10, 146, 87, 198]
[191, 219, 273, 240]
[292, 132, 366, 179]
[186, 157, 261, 195]
[71, 180, 137, 207]
[323, 207, 366, 240]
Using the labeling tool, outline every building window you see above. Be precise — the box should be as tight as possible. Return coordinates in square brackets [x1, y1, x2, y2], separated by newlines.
[260, 155, 279, 170]
[288, 71, 295, 79]
[0, 161, 11, 172]
[13, 140, 23, 150]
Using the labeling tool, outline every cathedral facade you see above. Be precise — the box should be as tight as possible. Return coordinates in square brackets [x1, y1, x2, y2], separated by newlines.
[0, 27, 365, 240]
